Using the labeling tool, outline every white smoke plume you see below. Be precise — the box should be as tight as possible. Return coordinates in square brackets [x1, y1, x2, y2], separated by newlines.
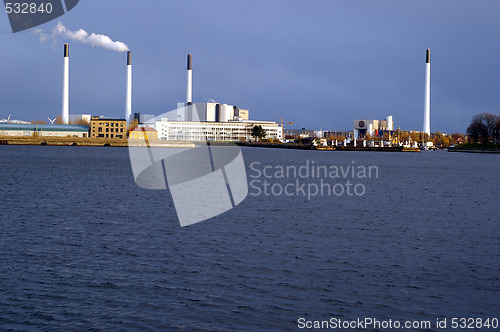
[34, 22, 129, 53]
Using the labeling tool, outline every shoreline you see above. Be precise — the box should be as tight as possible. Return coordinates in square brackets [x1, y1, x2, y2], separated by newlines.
[238, 142, 420, 152]
[448, 147, 500, 154]
[0, 137, 194, 148]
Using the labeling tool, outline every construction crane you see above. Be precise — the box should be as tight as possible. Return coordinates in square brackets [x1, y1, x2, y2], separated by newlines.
[277, 118, 293, 140]
[278, 117, 293, 127]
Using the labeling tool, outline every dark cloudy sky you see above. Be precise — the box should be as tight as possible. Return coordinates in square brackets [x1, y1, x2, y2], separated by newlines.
[1, 0, 499, 133]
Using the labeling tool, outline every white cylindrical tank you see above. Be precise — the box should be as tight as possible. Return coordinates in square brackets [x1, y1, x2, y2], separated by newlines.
[386, 115, 393, 131]
[219, 104, 233, 122]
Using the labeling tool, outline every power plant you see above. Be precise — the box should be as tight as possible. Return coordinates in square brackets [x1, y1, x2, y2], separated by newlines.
[62, 44, 70, 125]
[50, 44, 432, 144]
[423, 49, 431, 135]
[137, 53, 282, 142]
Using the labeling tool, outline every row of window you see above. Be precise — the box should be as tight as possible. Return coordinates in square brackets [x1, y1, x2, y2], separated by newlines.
[97, 134, 124, 138]
[94, 122, 125, 127]
[93, 128, 124, 133]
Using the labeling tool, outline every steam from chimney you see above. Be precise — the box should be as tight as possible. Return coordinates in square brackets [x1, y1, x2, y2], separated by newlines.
[35, 22, 129, 53]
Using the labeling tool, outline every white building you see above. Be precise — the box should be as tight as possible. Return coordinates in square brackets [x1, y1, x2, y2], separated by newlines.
[154, 119, 282, 142]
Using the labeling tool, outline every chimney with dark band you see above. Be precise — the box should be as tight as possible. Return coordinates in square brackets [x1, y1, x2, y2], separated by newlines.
[186, 54, 193, 104]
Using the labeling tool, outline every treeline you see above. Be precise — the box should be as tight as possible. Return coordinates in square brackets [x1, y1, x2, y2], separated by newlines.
[466, 113, 499, 144]
[29, 116, 90, 125]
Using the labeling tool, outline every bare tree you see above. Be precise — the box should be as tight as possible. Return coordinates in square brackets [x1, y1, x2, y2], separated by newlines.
[467, 113, 499, 143]
[55, 115, 65, 125]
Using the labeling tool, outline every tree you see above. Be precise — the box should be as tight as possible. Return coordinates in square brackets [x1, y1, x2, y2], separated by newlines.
[251, 125, 266, 141]
[55, 115, 65, 124]
[399, 131, 409, 142]
[467, 113, 499, 143]
[433, 132, 451, 147]
[128, 119, 139, 133]
[409, 131, 421, 142]
[467, 120, 483, 143]
[451, 132, 465, 144]
[70, 118, 90, 125]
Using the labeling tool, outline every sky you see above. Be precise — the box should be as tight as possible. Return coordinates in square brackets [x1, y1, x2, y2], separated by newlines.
[1, 0, 499, 133]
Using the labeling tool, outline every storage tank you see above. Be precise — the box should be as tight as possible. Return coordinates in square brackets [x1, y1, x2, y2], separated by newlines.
[367, 123, 374, 137]
[219, 104, 233, 122]
[386, 115, 393, 131]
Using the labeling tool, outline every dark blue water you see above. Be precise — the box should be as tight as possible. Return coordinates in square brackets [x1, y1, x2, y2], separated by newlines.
[0, 146, 498, 331]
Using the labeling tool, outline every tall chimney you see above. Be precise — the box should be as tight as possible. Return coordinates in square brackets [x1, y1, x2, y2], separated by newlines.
[62, 43, 70, 125]
[125, 51, 132, 123]
[423, 49, 431, 135]
[186, 54, 192, 105]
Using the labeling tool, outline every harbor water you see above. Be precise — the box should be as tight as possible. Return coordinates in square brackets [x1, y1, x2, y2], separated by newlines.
[0, 146, 498, 331]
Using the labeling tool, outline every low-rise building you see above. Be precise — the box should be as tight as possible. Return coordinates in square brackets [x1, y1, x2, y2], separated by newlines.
[284, 129, 324, 139]
[90, 116, 127, 139]
[0, 123, 89, 137]
[129, 126, 158, 140]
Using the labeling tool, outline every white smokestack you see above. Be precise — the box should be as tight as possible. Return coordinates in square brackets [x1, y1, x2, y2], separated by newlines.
[186, 54, 192, 105]
[423, 49, 431, 135]
[62, 43, 69, 125]
[125, 51, 132, 123]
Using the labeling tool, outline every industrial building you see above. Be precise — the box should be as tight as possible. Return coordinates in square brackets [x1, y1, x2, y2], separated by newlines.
[323, 130, 354, 139]
[133, 113, 156, 124]
[145, 54, 281, 142]
[90, 116, 127, 139]
[154, 119, 282, 142]
[167, 103, 249, 122]
[353, 115, 394, 139]
[0, 123, 89, 137]
[284, 129, 325, 139]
